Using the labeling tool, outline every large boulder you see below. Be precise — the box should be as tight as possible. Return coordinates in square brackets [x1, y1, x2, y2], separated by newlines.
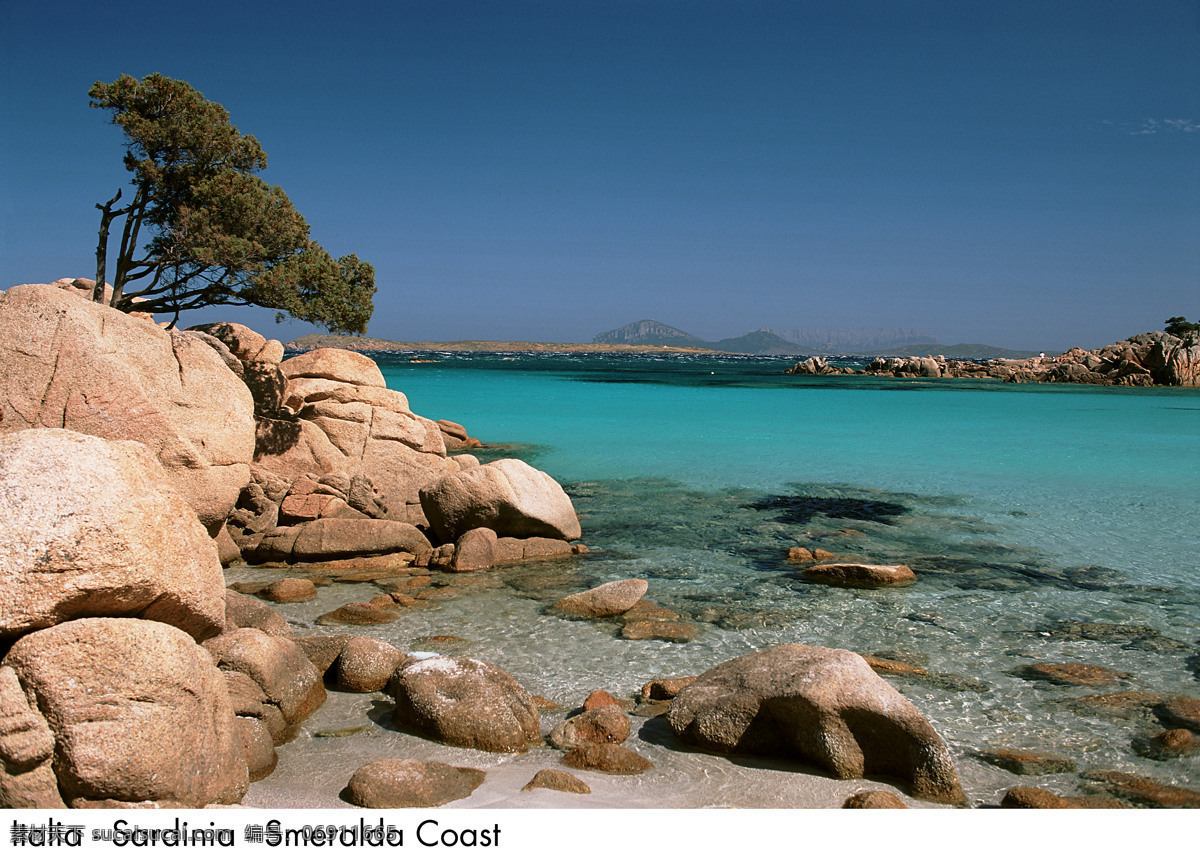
[420, 458, 582, 543]
[1, 618, 248, 807]
[202, 628, 326, 741]
[665, 644, 965, 804]
[345, 759, 485, 809]
[280, 348, 386, 388]
[0, 283, 255, 529]
[391, 656, 541, 753]
[0, 429, 226, 642]
[188, 322, 283, 365]
[250, 518, 431, 563]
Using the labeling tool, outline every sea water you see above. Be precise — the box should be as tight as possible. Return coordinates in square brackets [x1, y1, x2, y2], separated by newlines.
[249, 352, 1200, 805]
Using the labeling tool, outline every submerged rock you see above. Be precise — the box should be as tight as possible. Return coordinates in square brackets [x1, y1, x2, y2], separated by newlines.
[1000, 787, 1122, 809]
[639, 677, 697, 702]
[560, 743, 653, 775]
[800, 563, 916, 588]
[316, 601, 405, 626]
[1081, 770, 1200, 808]
[976, 748, 1076, 775]
[665, 644, 965, 805]
[619, 620, 701, 643]
[1014, 662, 1129, 687]
[551, 579, 649, 618]
[1156, 696, 1200, 731]
[1132, 729, 1199, 760]
[258, 578, 317, 603]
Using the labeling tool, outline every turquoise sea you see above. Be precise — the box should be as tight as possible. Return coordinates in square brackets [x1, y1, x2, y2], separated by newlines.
[258, 352, 1200, 805]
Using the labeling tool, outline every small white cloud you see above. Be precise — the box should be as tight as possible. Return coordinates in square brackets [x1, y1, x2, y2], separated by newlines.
[1122, 118, 1200, 135]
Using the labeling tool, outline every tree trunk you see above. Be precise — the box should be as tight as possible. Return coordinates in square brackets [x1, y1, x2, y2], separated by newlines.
[93, 190, 122, 303]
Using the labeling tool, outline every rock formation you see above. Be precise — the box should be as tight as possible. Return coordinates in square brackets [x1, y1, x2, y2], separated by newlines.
[0, 281, 256, 530]
[786, 330, 1200, 387]
[665, 644, 965, 804]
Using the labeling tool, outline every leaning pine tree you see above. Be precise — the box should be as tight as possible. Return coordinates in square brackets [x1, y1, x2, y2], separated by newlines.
[89, 73, 375, 333]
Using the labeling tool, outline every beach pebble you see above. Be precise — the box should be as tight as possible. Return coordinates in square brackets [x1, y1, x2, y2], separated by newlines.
[547, 706, 631, 750]
[639, 677, 697, 702]
[258, 578, 317, 603]
[316, 600, 404, 626]
[335, 636, 405, 693]
[521, 770, 591, 794]
[561, 743, 654, 775]
[842, 791, 906, 808]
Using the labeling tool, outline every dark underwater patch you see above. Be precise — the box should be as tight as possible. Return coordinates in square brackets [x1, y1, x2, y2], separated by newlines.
[743, 494, 910, 526]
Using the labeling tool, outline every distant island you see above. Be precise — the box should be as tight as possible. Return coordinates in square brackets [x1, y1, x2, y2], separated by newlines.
[286, 320, 1040, 359]
[284, 334, 716, 354]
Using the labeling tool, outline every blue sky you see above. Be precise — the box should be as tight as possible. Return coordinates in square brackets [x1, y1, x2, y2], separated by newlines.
[2, 1, 1197, 350]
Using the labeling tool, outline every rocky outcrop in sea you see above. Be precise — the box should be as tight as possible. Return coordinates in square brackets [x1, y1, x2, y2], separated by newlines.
[786, 330, 1200, 386]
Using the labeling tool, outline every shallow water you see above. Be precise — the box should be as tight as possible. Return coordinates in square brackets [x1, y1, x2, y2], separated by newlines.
[247, 352, 1200, 805]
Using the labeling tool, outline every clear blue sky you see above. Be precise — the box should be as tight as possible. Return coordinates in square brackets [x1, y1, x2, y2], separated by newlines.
[3, 1, 1197, 350]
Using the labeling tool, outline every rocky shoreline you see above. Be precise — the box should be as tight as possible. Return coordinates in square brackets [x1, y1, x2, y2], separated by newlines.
[786, 330, 1200, 386]
[1, 278, 1197, 810]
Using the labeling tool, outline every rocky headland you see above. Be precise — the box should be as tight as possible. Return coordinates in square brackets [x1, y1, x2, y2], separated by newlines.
[786, 330, 1200, 386]
[1, 278, 1197, 810]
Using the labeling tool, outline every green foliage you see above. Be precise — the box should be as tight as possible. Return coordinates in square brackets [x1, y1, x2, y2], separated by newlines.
[89, 73, 374, 334]
[1164, 317, 1199, 337]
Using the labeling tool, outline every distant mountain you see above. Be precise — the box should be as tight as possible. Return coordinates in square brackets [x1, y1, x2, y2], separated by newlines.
[876, 342, 1041, 359]
[594, 320, 1032, 357]
[708, 328, 800, 355]
[773, 327, 937, 354]
[593, 320, 707, 348]
[594, 320, 799, 354]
